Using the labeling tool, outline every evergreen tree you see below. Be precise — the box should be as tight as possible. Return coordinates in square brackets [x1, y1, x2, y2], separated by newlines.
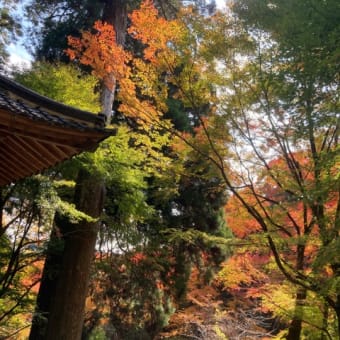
[11, 1, 234, 338]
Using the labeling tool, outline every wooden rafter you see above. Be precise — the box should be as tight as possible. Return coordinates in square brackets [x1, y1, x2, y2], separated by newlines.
[0, 75, 114, 186]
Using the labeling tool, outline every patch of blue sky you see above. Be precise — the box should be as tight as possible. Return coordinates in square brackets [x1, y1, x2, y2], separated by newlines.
[7, 42, 32, 67]
[6, 0, 32, 70]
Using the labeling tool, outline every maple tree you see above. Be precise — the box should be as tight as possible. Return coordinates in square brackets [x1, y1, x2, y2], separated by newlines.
[61, 3, 232, 338]
[2, 0, 338, 338]
[0, 176, 58, 339]
[184, 3, 339, 336]
[64, 1, 340, 337]
[125, 1, 339, 338]
[65, 0, 184, 127]
[220, 176, 338, 338]
[12, 4, 225, 339]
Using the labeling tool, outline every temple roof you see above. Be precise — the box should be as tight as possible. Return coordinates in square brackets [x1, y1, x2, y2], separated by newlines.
[0, 74, 113, 186]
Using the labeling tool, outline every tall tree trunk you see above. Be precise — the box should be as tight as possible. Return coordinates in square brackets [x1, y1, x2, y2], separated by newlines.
[29, 3, 128, 338]
[102, 0, 127, 45]
[45, 170, 105, 340]
[29, 170, 105, 340]
[0, 187, 4, 236]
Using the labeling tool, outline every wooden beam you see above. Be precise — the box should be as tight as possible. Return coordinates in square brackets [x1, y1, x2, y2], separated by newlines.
[0, 125, 91, 148]
[6, 136, 45, 172]
[0, 147, 40, 176]
[0, 109, 105, 140]
[0, 169, 11, 185]
[0, 153, 29, 179]
[17, 137, 58, 166]
[48, 143, 75, 160]
[24, 138, 61, 164]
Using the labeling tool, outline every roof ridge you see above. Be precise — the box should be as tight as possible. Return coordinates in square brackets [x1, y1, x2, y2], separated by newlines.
[0, 74, 107, 127]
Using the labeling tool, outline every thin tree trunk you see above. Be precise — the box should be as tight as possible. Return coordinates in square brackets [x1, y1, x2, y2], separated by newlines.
[286, 243, 307, 340]
[28, 227, 64, 340]
[100, 0, 127, 124]
[286, 286, 307, 340]
[335, 294, 340, 339]
[320, 301, 329, 340]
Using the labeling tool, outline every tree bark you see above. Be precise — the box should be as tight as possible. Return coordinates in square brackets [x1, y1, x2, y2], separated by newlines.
[335, 293, 340, 338]
[28, 227, 64, 340]
[286, 286, 307, 340]
[100, 0, 127, 124]
[44, 170, 105, 340]
[29, 170, 105, 340]
[102, 0, 127, 45]
[30, 2, 127, 338]
[286, 243, 307, 340]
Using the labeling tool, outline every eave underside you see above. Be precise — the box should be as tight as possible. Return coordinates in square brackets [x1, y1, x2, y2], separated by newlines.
[0, 108, 109, 186]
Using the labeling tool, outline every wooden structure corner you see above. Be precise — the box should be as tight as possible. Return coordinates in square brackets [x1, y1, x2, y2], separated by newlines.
[0, 74, 114, 186]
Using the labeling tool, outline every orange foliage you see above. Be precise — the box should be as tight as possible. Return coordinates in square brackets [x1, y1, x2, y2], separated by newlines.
[66, 21, 131, 91]
[217, 253, 269, 291]
[227, 151, 338, 239]
[130, 252, 147, 264]
[222, 148, 339, 319]
[225, 191, 261, 238]
[128, 0, 183, 64]
[266, 150, 314, 188]
[21, 260, 44, 294]
[66, 0, 185, 125]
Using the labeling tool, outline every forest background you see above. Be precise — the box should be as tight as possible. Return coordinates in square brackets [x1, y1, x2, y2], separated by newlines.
[0, 0, 339, 339]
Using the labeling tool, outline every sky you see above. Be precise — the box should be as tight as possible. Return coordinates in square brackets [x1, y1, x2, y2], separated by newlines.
[216, 0, 227, 9]
[8, 43, 32, 69]
[7, 0, 32, 70]
[7, 0, 227, 69]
